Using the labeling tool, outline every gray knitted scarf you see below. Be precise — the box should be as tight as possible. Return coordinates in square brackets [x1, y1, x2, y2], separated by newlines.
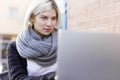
[16, 28, 57, 67]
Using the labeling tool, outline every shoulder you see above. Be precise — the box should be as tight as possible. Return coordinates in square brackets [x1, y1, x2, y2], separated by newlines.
[7, 41, 18, 57]
[8, 41, 16, 48]
[7, 41, 27, 66]
[7, 41, 16, 51]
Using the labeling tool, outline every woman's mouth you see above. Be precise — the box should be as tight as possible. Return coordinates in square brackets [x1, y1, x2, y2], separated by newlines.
[44, 28, 51, 32]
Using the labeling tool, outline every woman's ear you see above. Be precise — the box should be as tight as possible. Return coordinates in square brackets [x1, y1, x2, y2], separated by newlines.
[30, 14, 35, 23]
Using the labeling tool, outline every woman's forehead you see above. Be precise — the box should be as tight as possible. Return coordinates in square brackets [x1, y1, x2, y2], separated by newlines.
[39, 9, 57, 16]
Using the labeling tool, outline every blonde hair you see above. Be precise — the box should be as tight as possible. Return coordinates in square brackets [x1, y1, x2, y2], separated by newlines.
[24, 0, 60, 30]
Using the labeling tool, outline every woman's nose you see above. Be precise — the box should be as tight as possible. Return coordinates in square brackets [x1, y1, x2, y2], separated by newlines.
[46, 19, 52, 26]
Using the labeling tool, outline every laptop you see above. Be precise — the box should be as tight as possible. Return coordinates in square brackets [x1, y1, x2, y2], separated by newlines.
[57, 30, 120, 80]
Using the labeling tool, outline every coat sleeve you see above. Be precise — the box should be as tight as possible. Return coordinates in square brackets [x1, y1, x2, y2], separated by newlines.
[7, 41, 55, 80]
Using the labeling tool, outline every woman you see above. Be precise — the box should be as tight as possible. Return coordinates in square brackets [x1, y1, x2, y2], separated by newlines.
[7, 0, 61, 79]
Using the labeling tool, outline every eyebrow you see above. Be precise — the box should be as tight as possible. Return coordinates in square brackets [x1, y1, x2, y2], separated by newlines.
[40, 15, 57, 18]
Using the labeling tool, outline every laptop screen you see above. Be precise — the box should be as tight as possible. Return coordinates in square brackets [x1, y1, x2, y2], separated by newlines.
[57, 30, 120, 80]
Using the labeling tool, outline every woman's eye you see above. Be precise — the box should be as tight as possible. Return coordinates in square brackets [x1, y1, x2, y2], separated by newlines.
[41, 17, 47, 20]
[52, 17, 57, 20]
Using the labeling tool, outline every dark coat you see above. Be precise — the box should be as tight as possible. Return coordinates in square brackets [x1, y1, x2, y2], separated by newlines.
[4, 41, 55, 80]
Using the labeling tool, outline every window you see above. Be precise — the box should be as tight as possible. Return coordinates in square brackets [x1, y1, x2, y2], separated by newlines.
[2, 43, 8, 59]
[8, 7, 19, 19]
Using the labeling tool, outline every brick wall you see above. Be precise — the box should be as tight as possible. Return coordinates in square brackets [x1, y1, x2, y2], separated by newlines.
[68, 0, 120, 33]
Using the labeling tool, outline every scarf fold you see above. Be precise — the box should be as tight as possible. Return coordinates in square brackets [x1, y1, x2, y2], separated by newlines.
[16, 28, 57, 67]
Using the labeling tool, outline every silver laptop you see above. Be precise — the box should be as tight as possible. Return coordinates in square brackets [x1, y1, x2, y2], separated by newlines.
[57, 30, 120, 80]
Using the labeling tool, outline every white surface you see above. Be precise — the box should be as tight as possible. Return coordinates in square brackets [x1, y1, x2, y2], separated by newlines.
[27, 60, 57, 76]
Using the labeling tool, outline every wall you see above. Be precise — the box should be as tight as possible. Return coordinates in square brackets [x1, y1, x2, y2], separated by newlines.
[0, 0, 32, 35]
[68, 0, 120, 33]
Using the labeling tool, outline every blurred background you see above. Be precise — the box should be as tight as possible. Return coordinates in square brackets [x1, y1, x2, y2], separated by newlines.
[1, 0, 120, 73]
[0, 0, 32, 73]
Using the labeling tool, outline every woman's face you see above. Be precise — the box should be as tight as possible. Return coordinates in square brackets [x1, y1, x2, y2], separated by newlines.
[32, 9, 57, 37]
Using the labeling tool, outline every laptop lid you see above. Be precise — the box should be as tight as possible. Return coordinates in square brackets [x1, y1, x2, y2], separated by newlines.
[57, 31, 120, 80]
